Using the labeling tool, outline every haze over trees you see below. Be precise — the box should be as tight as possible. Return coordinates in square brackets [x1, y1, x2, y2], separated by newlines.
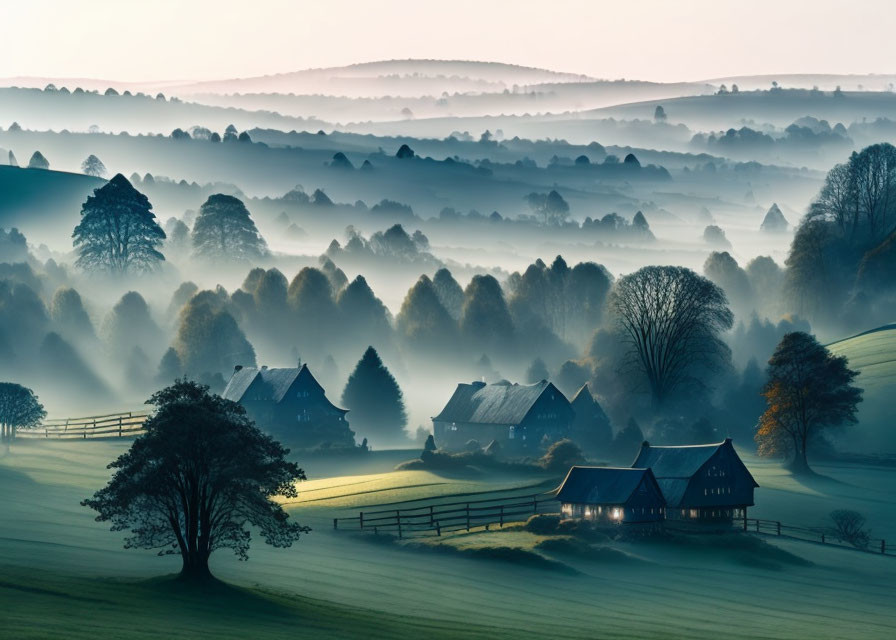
[756, 332, 862, 473]
[82, 380, 309, 580]
[72, 174, 166, 275]
[81, 154, 107, 177]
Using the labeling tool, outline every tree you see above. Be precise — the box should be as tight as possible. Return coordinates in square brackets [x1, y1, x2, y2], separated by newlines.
[525, 190, 570, 226]
[829, 510, 870, 549]
[609, 266, 733, 405]
[175, 291, 256, 377]
[460, 274, 514, 354]
[395, 144, 415, 159]
[539, 439, 585, 472]
[756, 332, 862, 474]
[81, 154, 107, 177]
[396, 275, 458, 353]
[27, 151, 49, 170]
[432, 268, 464, 320]
[50, 287, 96, 342]
[341, 347, 407, 444]
[82, 380, 309, 580]
[72, 174, 166, 275]
[0, 382, 46, 442]
[191, 194, 268, 263]
[654, 105, 667, 122]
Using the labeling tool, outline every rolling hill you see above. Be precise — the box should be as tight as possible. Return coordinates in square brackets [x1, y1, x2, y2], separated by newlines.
[827, 324, 896, 452]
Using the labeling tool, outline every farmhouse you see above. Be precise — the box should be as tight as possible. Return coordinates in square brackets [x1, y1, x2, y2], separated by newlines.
[432, 379, 573, 451]
[631, 439, 758, 522]
[556, 466, 666, 524]
[222, 364, 354, 448]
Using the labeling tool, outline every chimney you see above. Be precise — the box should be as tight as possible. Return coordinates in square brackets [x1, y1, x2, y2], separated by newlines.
[234, 365, 243, 372]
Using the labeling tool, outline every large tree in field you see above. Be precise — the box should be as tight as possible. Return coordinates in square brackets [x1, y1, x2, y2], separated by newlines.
[756, 332, 862, 474]
[72, 174, 166, 275]
[192, 194, 268, 263]
[0, 382, 46, 442]
[82, 380, 309, 580]
[609, 266, 733, 405]
[341, 347, 407, 444]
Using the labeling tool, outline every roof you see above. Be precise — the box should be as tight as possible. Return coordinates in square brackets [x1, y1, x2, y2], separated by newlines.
[631, 439, 758, 507]
[222, 364, 346, 412]
[432, 379, 563, 425]
[555, 467, 663, 505]
[570, 383, 609, 420]
[632, 440, 729, 478]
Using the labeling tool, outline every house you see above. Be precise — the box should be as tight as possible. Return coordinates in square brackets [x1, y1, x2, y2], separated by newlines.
[631, 438, 759, 522]
[432, 379, 573, 451]
[555, 466, 665, 524]
[222, 364, 354, 448]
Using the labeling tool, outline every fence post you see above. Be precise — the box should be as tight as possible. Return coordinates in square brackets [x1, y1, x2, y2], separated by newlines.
[821, 532, 825, 544]
[360, 512, 364, 530]
[429, 504, 434, 527]
[881, 539, 885, 554]
[499, 504, 504, 528]
[466, 504, 470, 531]
[533, 495, 538, 514]
[755, 519, 759, 533]
[436, 522, 441, 537]
[333, 518, 338, 530]
[118, 416, 122, 437]
[776, 521, 781, 536]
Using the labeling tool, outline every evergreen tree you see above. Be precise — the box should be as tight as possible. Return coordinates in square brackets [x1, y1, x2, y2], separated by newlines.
[432, 268, 464, 320]
[174, 291, 256, 377]
[341, 347, 407, 444]
[81, 154, 107, 177]
[27, 151, 49, 169]
[191, 194, 268, 262]
[396, 275, 458, 352]
[72, 174, 166, 275]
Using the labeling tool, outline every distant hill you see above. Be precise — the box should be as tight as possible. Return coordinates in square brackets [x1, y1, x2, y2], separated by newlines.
[0, 165, 103, 247]
[827, 325, 896, 453]
[702, 73, 896, 92]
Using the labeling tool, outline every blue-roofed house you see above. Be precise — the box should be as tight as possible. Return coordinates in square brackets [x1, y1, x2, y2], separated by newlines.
[431, 379, 573, 451]
[555, 466, 666, 524]
[631, 438, 758, 523]
[222, 364, 354, 448]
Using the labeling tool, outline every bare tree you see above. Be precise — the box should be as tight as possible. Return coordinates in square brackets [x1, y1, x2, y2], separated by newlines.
[829, 510, 870, 549]
[609, 266, 733, 405]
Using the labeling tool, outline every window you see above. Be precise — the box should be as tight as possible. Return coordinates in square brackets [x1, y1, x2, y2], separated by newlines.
[508, 426, 515, 439]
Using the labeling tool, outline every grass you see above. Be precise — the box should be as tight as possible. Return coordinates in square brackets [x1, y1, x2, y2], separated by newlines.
[2, 438, 896, 639]
[827, 324, 896, 452]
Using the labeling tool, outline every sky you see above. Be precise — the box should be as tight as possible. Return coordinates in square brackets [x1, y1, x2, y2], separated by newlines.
[2, 0, 894, 82]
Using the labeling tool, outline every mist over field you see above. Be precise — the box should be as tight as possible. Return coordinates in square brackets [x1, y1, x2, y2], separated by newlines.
[2, 3, 896, 639]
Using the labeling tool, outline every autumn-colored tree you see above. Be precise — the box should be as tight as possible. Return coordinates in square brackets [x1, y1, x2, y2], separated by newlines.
[755, 332, 862, 474]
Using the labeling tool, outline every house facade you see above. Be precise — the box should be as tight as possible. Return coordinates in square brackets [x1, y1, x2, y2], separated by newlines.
[631, 438, 758, 522]
[222, 364, 354, 449]
[432, 379, 573, 452]
[556, 466, 666, 524]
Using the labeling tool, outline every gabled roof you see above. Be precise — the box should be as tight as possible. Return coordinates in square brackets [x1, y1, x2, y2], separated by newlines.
[222, 364, 346, 412]
[432, 379, 564, 425]
[555, 467, 664, 505]
[570, 383, 609, 420]
[631, 439, 759, 486]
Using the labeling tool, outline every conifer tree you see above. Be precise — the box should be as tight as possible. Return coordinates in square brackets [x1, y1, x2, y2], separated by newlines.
[341, 346, 407, 443]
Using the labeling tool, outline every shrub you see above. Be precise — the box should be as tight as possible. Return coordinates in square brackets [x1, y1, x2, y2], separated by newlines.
[830, 510, 871, 549]
[539, 439, 586, 472]
[524, 514, 561, 535]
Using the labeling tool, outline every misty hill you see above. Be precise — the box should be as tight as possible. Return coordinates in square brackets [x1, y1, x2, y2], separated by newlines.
[703, 73, 896, 92]
[587, 89, 896, 130]
[0, 87, 329, 135]
[0, 165, 103, 246]
[827, 324, 896, 453]
[164, 59, 596, 98]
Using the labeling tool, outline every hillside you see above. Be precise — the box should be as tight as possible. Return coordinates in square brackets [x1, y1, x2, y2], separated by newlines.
[0, 165, 103, 246]
[827, 324, 896, 452]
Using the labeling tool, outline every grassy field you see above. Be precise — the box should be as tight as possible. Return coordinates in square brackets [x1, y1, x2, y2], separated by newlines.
[827, 323, 896, 452]
[2, 439, 895, 639]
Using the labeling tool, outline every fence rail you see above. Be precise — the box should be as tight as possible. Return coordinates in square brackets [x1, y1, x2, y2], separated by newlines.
[333, 491, 555, 538]
[15, 411, 150, 440]
[743, 517, 892, 556]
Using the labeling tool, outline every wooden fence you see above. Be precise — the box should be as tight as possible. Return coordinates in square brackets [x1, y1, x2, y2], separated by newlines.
[15, 411, 150, 440]
[744, 517, 892, 556]
[333, 491, 555, 538]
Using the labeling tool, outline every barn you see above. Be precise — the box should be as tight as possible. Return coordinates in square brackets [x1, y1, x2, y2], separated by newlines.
[222, 364, 354, 448]
[432, 379, 573, 452]
[631, 438, 759, 522]
[555, 467, 666, 524]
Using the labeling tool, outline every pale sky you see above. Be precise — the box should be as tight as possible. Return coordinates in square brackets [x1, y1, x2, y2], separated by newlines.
[2, 0, 893, 82]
